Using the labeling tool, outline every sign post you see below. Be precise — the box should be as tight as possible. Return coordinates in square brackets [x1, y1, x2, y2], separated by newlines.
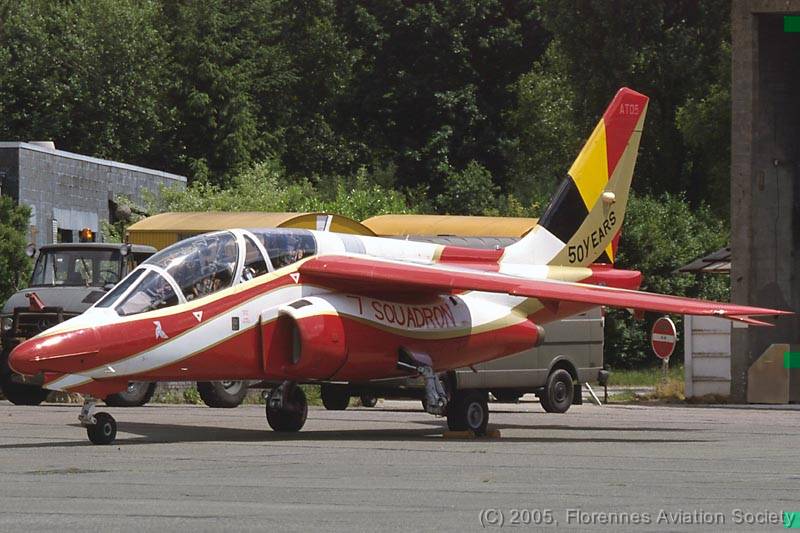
[651, 316, 677, 382]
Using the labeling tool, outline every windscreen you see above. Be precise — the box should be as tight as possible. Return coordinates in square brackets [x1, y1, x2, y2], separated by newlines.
[115, 271, 179, 316]
[250, 229, 316, 269]
[30, 248, 122, 287]
[145, 232, 239, 301]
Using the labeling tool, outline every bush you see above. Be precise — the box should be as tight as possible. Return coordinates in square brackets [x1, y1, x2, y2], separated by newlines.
[0, 197, 32, 301]
[153, 159, 417, 220]
[604, 193, 729, 369]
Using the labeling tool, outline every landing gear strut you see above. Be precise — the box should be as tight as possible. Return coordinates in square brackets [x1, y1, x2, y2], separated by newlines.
[266, 382, 308, 432]
[79, 398, 117, 445]
[397, 348, 448, 415]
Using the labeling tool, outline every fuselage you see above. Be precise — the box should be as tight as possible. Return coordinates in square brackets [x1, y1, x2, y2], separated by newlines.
[9, 228, 641, 397]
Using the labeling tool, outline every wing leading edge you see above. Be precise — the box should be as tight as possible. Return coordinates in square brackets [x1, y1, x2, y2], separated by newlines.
[299, 255, 792, 326]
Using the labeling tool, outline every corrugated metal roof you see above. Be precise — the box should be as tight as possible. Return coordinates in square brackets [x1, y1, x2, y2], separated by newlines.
[362, 214, 539, 238]
[675, 246, 731, 274]
[126, 212, 374, 235]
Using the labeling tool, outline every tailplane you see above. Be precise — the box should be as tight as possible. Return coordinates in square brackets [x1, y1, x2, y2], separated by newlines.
[502, 87, 648, 267]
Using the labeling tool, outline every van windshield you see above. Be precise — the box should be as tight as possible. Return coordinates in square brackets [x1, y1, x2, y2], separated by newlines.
[30, 248, 122, 287]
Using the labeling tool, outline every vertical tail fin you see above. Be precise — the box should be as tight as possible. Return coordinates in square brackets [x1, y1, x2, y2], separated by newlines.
[502, 87, 649, 267]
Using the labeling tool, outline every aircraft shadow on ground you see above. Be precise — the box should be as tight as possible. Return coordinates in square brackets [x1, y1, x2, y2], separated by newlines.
[0, 419, 709, 449]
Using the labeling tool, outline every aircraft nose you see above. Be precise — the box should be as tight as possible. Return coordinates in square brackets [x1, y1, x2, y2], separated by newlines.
[9, 328, 100, 376]
[8, 338, 40, 376]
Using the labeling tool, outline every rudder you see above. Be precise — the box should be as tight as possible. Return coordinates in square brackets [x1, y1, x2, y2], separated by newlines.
[502, 87, 648, 268]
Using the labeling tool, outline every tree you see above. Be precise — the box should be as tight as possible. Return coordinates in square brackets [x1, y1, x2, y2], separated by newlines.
[435, 161, 499, 215]
[335, 0, 548, 192]
[604, 193, 729, 368]
[0, 0, 173, 169]
[159, 0, 290, 183]
[0, 197, 31, 301]
[508, 0, 731, 217]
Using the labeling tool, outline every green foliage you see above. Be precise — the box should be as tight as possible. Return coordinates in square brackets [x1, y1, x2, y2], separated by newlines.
[182, 387, 202, 405]
[435, 161, 498, 215]
[504, 45, 580, 204]
[0, 1, 734, 371]
[605, 193, 729, 368]
[153, 159, 416, 221]
[517, 0, 731, 218]
[0, 197, 32, 301]
[0, 0, 173, 168]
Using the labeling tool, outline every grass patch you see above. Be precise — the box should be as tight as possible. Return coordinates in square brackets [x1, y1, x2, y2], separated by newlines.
[609, 375, 685, 403]
[301, 385, 322, 407]
[608, 364, 683, 387]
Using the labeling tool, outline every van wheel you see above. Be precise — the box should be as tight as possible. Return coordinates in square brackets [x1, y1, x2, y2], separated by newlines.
[359, 395, 378, 408]
[541, 369, 574, 413]
[105, 382, 156, 407]
[446, 391, 489, 435]
[197, 381, 248, 408]
[320, 384, 350, 410]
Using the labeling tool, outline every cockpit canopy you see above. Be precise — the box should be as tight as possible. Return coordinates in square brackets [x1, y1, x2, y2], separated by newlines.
[94, 229, 317, 317]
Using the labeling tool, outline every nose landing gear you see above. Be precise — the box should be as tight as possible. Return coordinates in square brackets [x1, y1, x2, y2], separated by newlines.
[266, 381, 308, 432]
[79, 398, 117, 445]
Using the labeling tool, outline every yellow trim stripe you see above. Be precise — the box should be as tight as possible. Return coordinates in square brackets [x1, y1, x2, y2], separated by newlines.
[567, 119, 609, 211]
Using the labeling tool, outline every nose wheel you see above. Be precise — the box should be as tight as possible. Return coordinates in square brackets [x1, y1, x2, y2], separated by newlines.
[86, 412, 117, 445]
[79, 399, 118, 445]
[266, 382, 308, 432]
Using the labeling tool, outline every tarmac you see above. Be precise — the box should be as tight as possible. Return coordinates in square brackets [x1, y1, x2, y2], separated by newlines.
[0, 398, 798, 532]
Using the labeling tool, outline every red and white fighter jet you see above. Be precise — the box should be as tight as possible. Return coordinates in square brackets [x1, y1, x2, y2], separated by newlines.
[9, 88, 790, 444]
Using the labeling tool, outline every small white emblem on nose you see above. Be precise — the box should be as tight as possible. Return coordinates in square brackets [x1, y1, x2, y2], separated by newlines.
[193, 311, 203, 322]
[154, 321, 169, 340]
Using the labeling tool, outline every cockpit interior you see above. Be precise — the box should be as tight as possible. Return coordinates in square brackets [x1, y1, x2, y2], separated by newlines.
[94, 229, 317, 317]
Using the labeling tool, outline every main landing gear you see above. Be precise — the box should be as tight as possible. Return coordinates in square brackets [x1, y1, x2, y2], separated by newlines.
[398, 348, 490, 435]
[266, 381, 308, 432]
[79, 398, 117, 445]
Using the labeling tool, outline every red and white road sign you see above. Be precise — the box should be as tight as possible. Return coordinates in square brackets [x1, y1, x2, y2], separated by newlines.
[651, 316, 677, 359]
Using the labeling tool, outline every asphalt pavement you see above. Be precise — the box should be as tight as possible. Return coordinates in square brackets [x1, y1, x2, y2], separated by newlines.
[0, 399, 798, 532]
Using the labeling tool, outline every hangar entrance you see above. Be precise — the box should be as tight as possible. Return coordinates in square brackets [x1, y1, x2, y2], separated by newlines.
[731, 8, 800, 401]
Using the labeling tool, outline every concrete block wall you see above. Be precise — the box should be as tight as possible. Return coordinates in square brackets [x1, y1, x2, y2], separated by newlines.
[731, 2, 800, 401]
[0, 142, 186, 247]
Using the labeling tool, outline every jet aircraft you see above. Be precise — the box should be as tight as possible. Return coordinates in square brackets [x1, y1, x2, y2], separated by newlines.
[9, 88, 790, 444]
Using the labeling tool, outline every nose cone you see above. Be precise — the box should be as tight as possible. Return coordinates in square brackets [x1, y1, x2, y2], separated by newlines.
[9, 328, 100, 376]
[8, 338, 40, 376]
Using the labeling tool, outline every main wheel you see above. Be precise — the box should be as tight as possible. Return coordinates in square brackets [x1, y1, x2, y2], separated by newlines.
[197, 381, 248, 408]
[320, 384, 350, 410]
[105, 382, 156, 407]
[359, 394, 378, 408]
[266, 387, 308, 432]
[541, 369, 574, 413]
[87, 412, 117, 445]
[446, 390, 489, 435]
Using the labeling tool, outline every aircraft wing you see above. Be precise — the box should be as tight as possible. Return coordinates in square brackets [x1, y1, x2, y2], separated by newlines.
[299, 255, 792, 325]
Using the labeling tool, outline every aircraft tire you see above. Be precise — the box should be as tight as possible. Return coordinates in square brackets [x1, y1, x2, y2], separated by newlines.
[320, 384, 350, 410]
[105, 382, 156, 407]
[446, 390, 489, 435]
[87, 412, 117, 445]
[197, 381, 248, 408]
[540, 369, 574, 414]
[266, 387, 308, 432]
[359, 394, 378, 408]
